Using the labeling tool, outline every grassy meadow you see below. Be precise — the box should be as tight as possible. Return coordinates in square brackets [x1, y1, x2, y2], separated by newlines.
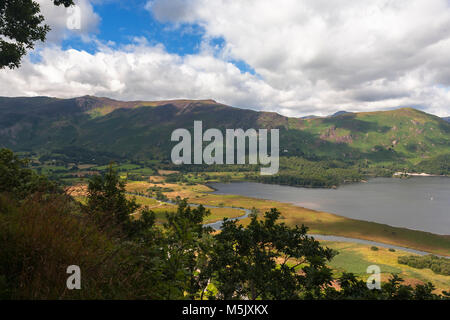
[324, 241, 450, 293]
[116, 179, 450, 256]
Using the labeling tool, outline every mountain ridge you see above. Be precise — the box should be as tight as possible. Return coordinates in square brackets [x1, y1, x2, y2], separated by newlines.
[0, 96, 449, 173]
[2, 95, 445, 119]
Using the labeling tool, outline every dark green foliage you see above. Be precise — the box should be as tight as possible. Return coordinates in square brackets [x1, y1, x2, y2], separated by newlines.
[371, 246, 379, 251]
[147, 186, 174, 194]
[0, 0, 74, 69]
[40, 147, 123, 165]
[0, 148, 56, 198]
[415, 154, 450, 175]
[52, 0, 73, 6]
[325, 273, 444, 300]
[0, 149, 448, 300]
[159, 200, 213, 299]
[206, 209, 335, 299]
[86, 164, 139, 233]
[256, 157, 363, 188]
[0, 192, 173, 299]
[326, 272, 379, 299]
[155, 190, 168, 201]
[398, 255, 450, 276]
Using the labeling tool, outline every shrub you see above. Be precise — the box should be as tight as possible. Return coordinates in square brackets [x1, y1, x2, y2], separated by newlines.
[398, 255, 450, 276]
[0, 193, 161, 299]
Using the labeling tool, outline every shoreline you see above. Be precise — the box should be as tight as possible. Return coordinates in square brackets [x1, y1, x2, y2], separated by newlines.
[126, 179, 450, 257]
[206, 174, 449, 193]
[203, 181, 450, 255]
[310, 234, 450, 259]
[393, 172, 449, 177]
[128, 191, 450, 258]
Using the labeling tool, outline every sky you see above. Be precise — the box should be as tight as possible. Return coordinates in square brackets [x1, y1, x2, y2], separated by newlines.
[1, 0, 450, 117]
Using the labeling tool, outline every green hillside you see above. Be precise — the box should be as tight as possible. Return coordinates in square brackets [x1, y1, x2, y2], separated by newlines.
[0, 96, 449, 184]
[291, 108, 450, 164]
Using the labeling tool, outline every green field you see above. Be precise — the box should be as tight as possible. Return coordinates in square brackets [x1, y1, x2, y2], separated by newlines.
[323, 241, 450, 293]
[105, 179, 448, 256]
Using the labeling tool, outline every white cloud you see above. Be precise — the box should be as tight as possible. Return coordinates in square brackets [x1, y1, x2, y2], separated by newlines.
[37, 0, 100, 43]
[1, 1, 450, 117]
[0, 41, 280, 110]
[145, 0, 450, 116]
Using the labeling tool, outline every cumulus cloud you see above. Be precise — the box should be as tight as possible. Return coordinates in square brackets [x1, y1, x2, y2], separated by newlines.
[0, 41, 280, 109]
[2, 0, 450, 117]
[145, 0, 450, 116]
[37, 0, 100, 43]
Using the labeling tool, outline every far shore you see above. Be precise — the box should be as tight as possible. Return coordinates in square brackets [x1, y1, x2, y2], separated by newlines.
[393, 172, 448, 177]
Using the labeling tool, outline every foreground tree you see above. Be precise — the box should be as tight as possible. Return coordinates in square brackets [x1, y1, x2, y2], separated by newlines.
[0, 148, 56, 198]
[205, 209, 335, 299]
[0, 0, 74, 69]
[325, 272, 450, 300]
[86, 164, 140, 233]
[159, 199, 214, 299]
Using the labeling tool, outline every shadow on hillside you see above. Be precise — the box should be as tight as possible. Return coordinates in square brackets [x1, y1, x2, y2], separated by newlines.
[322, 114, 391, 133]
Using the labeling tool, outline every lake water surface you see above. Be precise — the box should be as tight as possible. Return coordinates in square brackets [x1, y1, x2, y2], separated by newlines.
[210, 177, 450, 235]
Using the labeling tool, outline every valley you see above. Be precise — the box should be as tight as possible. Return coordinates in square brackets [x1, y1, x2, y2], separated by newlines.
[1, 96, 449, 295]
[65, 173, 450, 293]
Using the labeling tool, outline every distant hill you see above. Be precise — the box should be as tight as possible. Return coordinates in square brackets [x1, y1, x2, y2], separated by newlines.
[300, 115, 319, 119]
[329, 111, 352, 117]
[0, 96, 449, 170]
[300, 110, 350, 119]
[443, 116, 450, 123]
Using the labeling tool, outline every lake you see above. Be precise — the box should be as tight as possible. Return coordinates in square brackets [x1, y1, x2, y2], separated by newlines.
[209, 177, 450, 235]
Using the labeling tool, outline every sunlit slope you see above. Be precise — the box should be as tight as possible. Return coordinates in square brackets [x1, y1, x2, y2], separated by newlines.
[294, 108, 450, 164]
[0, 96, 449, 169]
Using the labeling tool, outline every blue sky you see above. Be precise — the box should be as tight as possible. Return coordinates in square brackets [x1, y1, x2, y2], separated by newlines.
[74, 1, 203, 55]
[61, 0, 256, 74]
[1, 0, 449, 117]
[61, 1, 204, 54]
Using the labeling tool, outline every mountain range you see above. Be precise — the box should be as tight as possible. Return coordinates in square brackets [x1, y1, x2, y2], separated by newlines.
[0, 96, 449, 171]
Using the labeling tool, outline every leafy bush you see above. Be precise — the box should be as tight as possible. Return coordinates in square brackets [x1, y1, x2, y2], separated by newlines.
[398, 255, 450, 276]
[0, 193, 158, 299]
